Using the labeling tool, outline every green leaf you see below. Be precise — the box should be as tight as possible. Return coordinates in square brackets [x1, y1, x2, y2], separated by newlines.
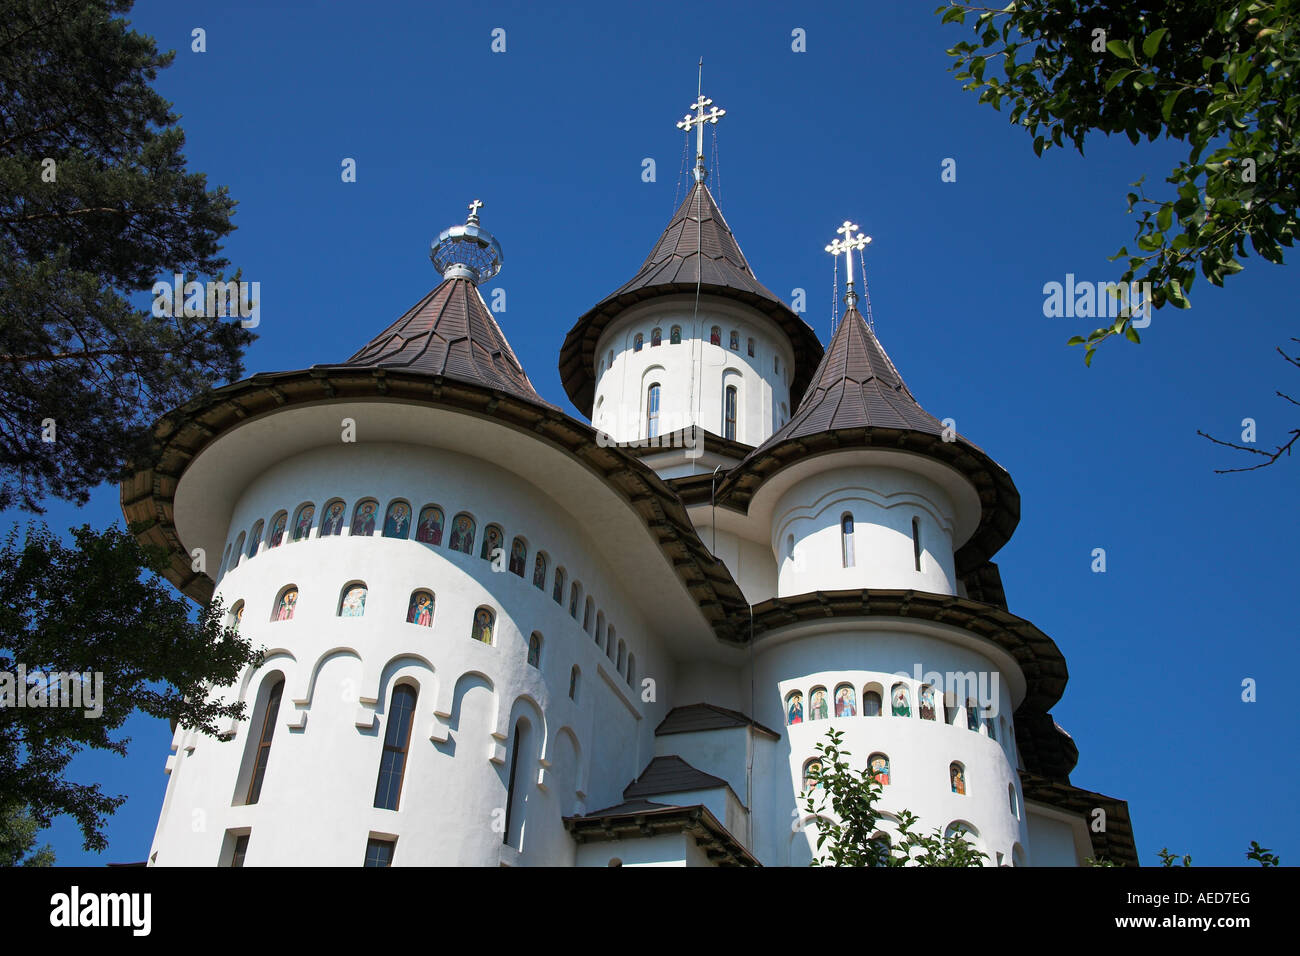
[1105, 39, 1135, 61]
[1161, 89, 1182, 122]
[1066, 335, 1087, 346]
[1167, 279, 1190, 308]
[1105, 69, 1135, 92]
[1125, 324, 1141, 343]
[1157, 204, 1172, 232]
[940, 6, 965, 24]
[1142, 28, 1168, 59]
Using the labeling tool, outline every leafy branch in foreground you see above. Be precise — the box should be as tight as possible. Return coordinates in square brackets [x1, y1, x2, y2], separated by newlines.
[937, 1, 1297, 363]
[800, 728, 987, 867]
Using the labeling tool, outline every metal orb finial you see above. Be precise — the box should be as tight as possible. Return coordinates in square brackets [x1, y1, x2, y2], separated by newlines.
[430, 200, 503, 284]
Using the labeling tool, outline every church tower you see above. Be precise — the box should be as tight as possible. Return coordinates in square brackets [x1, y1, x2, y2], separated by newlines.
[559, 89, 822, 477]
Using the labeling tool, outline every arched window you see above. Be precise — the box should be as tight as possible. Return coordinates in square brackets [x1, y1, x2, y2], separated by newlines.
[670, 325, 681, 345]
[808, 686, 829, 720]
[890, 683, 911, 717]
[912, 516, 922, 571]
[229, 601, 244, 632]
[532, 552, 548, 590]
[569, 582, 581, 618]
[834, 683, 856, 717]
[553, 566, 566, 604]
[841, 513, 855, 567]
[1008, 783, 1019, 818]
[868, 752, 890, 786]
[508, 536, 527, 576]
[272, 585, 298, 621]
[747, 336, 755, 357]
[633, 333, 643, 352]
[383, 500, 412, 538]
[944, 821, 978, 842]
[339, 583, 367, 618]
[710, 326, 721, 346]
[415, 505, 444, 545]
[945, 691, 960, 725]
[267, 511, 287, 549]
[645, 382, 660, 439]
[987, 715, 997, 740]
[480, 523, 504, 561]
[626, 653, 635, 687]
[373, 683, 417, 810]
[595, 611, 605, 649]
[786, 691, 804, 725]
[219, 543, 233, 578]
[471, 606, 495, 645]
[606, 623, 615, 657]
[350, 499, 378, 536]
[291, 503, 315, 542]
[729, 330, 739, 350]
[245, 677, 284, 805]
[774, 355, 780, 375]
[583, 597, 594, 633]
[862, 689, 882, 717]
[232, 532, 246, 566]
[616, 640, 626, 672]
[651, 327, 662, 347]
[780, 402, 788, 426]
[802, 758, 824, 793]
[319, 500, 346, 536]
[966, 699, 981, 733]
[723, 384, 737, 441]
[919, 684, 937, 720]
[247, 521, 263, 559]
[950, 761, 967, 795]
[504, 719, 532, 848]
[449, 513, 475, 554]
[569, 666, 580, 701]
[406, 590, 434, 627]
[527, 632, 542, 668]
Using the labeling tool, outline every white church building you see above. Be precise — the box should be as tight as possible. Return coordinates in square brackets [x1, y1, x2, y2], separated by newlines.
[121, 93, 1137, 867]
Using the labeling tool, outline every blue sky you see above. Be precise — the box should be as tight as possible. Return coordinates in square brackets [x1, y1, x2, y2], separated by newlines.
[20, 0, 1297, 865]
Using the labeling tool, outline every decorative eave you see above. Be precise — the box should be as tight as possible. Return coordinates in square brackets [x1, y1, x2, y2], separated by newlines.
[563, 801, 759, 867]
[713, 425, 1020, 577]
[118, 367, 751, 641]
[1013, 710, 1080, 780]
[615, 425, 754, 463]
[558, 181, 824, 417]
[741, 588, 1068, 714]
[656, 702, 783, 741]
[1019, 770, 1140, 867]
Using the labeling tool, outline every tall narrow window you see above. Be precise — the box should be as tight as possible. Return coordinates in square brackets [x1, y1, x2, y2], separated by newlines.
[569, 582, 581, 618]
[626, 653, 635, 687]
[583, 597, 594, 633]
[527, 632, 542, 668]
[912, 516, 922, 571]
[230, 833, 250, 867]
[841, 513, 855, 567]
[373, 684, 417, 811]
[724, 385, 737, 441]
[532, 552, 548, 590]
[646, 383, 660, 439]
[553, 566, 566, 604]
[504, 719, 532, 848]
[747, 337, 755, 357]
[472, 606, 495, 644]
[246, 678, 284, 805]
[364, 838, 395, 867]
[569, 666, 580, 701]
[710, 326, 721, 346]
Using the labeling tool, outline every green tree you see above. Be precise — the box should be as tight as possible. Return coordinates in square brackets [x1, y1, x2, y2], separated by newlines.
[0, 0, 253, 510]
[0, 802, 55, 866]
[0, 524, 262, 852]
[800, 729, 987, 867]
[938, 1, 1298, 468]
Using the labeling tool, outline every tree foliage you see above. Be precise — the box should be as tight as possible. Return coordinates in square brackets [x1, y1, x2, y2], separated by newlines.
[800, 729, 987, 867]
[0, 0, 253, 511]
[0, 523, 263, 851]
[0, 801, 55, 866]
[938, 0, 1298, 362]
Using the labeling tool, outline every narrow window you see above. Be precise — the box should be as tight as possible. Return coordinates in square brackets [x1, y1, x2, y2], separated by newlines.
[616, 640, 626, 672]
[912, 516, 922, 572]
[646, 383, 660, 439]
[841, 513, 855, 568]
[651, 327, 662, 347]
[553, 566, 566, 604]
[504, 720, 532, 848]
[868, 753, 890, 786]
[267, 511, 287, 548]
[724, 384, 737, 441]
[670, 325, 681, 345]
[633, 333, 643, 352]
[862, 690, 882, 717]
[383, 500, 412, 538]
[774, 356, 780, 375]
[786, 691, 804, 725]
[246, 678, 284, 805]
[373, 684, 417, 810]
[415, 504, 444, 545]
[247, 521, 263, 559]
[272, 586, 298, 621]
[1009, 784, 1019, 818]
[966, 699, 981, 733]
[747, 337, 755, 357]
[607, 349, 614, 368]
[449, 512, 475, 553]
[350, 499, 378, 536]
[626, 653, 635, 687]
[808, 687, 828, 720]
[569, 666, 580, 701]
[532, 552, 548, 590]
[919, 684, 937, 720]
[569, 582, 581, 618]
[480, 523, 503, 561]
[364, 838, 396, 867]
[339, 583, 367, 618]
[527, 632, 542, 668]
[891, 683, 911, 717]
[509, 536, 527, 576]
[230, 833, 250, 868]
[802, 758, 823, 793]
[834, 684, 856, 717]
[595, 611, 605, 648]
[320, 501, 346, 536]
[583, 597, 594, 633]
[406, 590, 434, 627]
[292, 503, 315, 542]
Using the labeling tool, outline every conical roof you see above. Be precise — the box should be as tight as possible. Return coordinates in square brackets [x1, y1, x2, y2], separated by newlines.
[559, 181, 823, 415]
[717, 302, 1021, 573]
[327, 276, 553, 407]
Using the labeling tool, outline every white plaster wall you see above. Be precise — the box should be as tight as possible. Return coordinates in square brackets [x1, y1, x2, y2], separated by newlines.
[773, 465, 959, 596]
[151, 441, 672, 866]
[1026, 809, 1082, 866]
[575, 831, 713, 867]
[591, 296, 796, 448]
[745, 624, 1028, 868]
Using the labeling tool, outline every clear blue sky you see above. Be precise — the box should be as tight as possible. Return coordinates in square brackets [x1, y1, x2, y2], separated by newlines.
[22, 0, 1297, 865]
